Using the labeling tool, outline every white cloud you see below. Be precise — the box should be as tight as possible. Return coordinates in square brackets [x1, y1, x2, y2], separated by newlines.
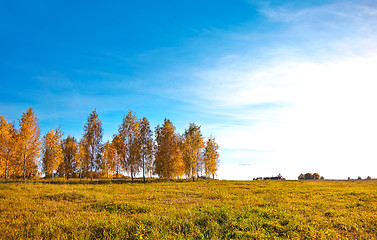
[191, 46, 377, 179]
[177, 0, 377, 180]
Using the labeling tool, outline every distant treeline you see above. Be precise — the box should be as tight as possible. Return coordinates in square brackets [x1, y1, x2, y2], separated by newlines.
[350, 176, 373, 180]
[0, 107, 220, 182]
[298, 173, 324, 180]
[253, 174, 285, 181]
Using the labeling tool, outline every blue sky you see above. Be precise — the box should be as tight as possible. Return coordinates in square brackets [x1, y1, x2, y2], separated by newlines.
[1, 0, 377, 179]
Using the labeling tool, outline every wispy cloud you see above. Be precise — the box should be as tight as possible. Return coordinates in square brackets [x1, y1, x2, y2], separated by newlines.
[258, 1, 377, 23]
[170, 0, 377, 179]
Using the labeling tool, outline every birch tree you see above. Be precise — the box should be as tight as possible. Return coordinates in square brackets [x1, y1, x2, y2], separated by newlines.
[102, 140, 118, 178]
[155, 118, 184, 180]
[18, 107, 41, 180]
[111, 135, 124, 178]
[139, 117, 153, 182]
[77, 138, 89, 179]
[82, 109, 103, 183]
[0, 116, 19, 179]
[58, 136, 78, 179]
[117, 110, 140, 182]
[203, 136, 220, 180]
[182, 123, 204, 181]
[42, 128, 64, 181]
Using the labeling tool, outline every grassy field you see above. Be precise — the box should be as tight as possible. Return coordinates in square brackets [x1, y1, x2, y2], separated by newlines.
[0, 179, 376, 239]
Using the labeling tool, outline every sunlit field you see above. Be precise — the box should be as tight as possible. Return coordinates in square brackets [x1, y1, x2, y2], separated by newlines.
[0, 179, 376, 239]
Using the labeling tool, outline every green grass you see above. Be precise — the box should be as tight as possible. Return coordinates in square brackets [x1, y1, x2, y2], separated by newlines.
[0, 179, 377, 239]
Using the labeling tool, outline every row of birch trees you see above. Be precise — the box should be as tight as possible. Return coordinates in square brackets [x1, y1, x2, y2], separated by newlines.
[0, 107, 220, 182]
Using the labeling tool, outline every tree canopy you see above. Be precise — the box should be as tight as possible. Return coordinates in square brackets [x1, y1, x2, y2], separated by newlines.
[0, 107, 220, 181]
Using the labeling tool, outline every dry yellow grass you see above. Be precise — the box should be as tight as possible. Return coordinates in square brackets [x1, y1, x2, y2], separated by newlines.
[0, 179, 376, 239]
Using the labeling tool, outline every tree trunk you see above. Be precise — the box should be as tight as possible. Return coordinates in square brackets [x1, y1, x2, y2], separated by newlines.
[5, 151, 9, 179]
[90, 157, 93, 183]
[196, 160, 200, 179]
[143, 158, 145, 183]
[23, 151, 26, 181]
[5, 158, 8, 179]
[52, 162, 54, 182]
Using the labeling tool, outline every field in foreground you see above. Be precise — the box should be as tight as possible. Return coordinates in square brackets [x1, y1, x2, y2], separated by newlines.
[0, 179, 376, 239]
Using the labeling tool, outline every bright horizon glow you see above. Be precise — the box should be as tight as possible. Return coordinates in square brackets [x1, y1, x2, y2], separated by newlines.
[1, 1, 377, 180]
